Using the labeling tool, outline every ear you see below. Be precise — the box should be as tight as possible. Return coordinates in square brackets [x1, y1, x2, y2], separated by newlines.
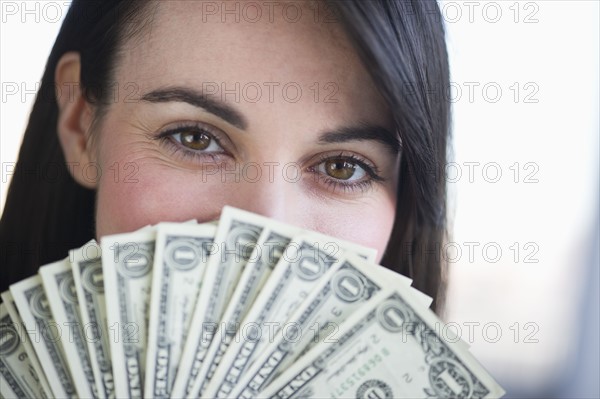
[55, 52, 97, 189]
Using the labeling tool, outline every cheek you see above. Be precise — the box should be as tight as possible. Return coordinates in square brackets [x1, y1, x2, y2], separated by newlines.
[309, 198, 396, 264]
[94, 165, 225, 238]
[92, 126, 397, 256]
[96, 168, 396, 261]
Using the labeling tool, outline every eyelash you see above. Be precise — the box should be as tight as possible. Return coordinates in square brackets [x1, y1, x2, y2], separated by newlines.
[156, 122, 228, 163]
[155, 122, 386, 194]
[307, 152, 385, 194]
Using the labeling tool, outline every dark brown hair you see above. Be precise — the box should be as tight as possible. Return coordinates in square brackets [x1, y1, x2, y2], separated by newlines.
[0, 0, 451, 313]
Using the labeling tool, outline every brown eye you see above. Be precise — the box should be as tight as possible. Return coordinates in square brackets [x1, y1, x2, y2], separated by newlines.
[324, 158, 359, 180]
[180, 131, 212, 150]
[311, 153, 383, 193]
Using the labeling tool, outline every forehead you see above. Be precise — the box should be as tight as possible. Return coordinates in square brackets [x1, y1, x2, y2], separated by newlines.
[123, 1, 350, 79]
[114, 0, 391, 127]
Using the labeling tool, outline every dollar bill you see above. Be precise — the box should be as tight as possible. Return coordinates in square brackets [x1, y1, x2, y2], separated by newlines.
[261, 287, 505, 399]
[71, 240, 115, 399]
[10, 275, 77, 398]
[365, 268, 472, 351]
[0, 303, 49, 398]
[39, 259, 97, 398]
[202, 233, 344, 399]
[143, 222, 216, 398]
[1, 291, 53, 398]
[183, 222, 301, 397]
[230, 253, 405, 397]
[102, 227, 156, 398]
[190, 222, 381, 397]
[169, 207, 264, 398]
[0, 372, 18, 398]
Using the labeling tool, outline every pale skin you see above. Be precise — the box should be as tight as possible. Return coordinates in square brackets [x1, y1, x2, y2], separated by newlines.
[55, 1, 401, 262]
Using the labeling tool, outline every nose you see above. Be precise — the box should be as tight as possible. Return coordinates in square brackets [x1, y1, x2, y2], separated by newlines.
[222, 163, 307, 228]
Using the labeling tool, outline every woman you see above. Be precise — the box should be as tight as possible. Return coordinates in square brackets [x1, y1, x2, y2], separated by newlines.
[0, 0, 450, 313]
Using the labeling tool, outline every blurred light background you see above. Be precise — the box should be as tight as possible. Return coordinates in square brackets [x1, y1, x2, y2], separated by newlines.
[1, 1, 598, 397]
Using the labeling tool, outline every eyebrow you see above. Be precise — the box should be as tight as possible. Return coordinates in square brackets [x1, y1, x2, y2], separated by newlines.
[141, 87, 249, 130]
[140, 87, 400, 154]
[318, 123, 401, 155]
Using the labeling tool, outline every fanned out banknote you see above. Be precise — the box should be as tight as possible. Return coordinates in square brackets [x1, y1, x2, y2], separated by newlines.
[1, 290, 52, 398]
[70, 240, 115, 399]
[101, 227, 157, 399]
[39, 259, 97, 398]
[9, 275, 76, 398]
[259, 286, 505, 398]
[1, 206, 504, 399]
[0, 303, 48, 398]
[144, 222, 216, 398]
[228, 252, 417, 398]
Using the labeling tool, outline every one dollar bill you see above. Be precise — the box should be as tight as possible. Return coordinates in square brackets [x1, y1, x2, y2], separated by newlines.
[170, 207, 263, 398]
[10, 275, 77, 398]
[39, 259, 97, 398]
[261, 287, 505, 399]
[202, 234, 341, 398]
[144, 222, 216, 398]
[185, 222, 301, 397]
[0, 303, 49, 398]
[1, 290, 53, 398]
[71, 240, 115, 399]
[102, 227, 156, 398]
[230, 253, 412, 398]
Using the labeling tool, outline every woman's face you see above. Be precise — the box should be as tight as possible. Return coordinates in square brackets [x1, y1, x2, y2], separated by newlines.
[86, 1, 400, 261]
